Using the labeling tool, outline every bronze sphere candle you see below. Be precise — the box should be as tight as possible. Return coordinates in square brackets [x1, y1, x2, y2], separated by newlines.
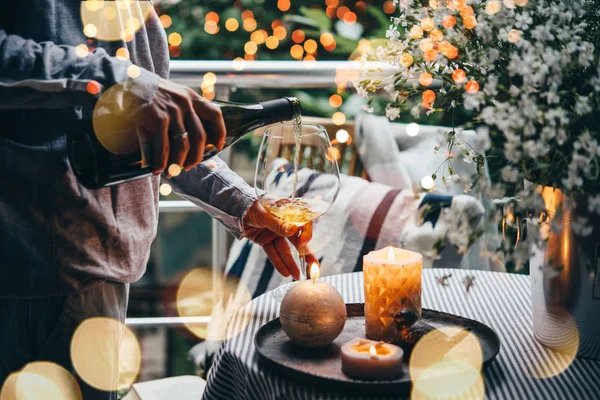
[280, 263, 347, 348]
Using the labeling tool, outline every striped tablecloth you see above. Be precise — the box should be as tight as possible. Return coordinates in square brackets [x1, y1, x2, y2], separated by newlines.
[202, 269, 600, 400]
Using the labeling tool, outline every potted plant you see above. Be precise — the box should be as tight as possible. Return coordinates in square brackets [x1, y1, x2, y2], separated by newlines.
[355, 0, 600, 360]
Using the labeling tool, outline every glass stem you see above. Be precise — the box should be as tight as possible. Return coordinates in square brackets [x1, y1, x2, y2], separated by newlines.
[298, 228, 306, 280]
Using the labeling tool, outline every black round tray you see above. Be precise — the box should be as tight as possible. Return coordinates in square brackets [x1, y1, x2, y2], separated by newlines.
[254, 303, 500, 395]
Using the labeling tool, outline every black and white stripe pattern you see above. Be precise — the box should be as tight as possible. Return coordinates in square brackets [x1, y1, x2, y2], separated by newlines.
[202, 270, 600, 400]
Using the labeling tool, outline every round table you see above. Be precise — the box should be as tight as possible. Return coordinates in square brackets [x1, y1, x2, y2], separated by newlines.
[202, 269, 600, 400]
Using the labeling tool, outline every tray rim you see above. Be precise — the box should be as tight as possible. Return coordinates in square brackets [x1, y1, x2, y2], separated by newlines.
[254, 303, 501, 395]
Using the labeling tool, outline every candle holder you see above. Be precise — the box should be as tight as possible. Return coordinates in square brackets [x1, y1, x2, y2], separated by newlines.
[363, 247, 423, 343]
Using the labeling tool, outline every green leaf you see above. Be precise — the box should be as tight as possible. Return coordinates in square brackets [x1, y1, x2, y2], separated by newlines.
[299, 6, 332, 31]
[282, 14, 321, 28]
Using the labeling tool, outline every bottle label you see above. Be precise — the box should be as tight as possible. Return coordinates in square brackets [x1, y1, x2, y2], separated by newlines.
[594, 244, 600, 300]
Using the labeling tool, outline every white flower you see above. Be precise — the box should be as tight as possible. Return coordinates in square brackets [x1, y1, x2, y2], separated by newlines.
[386, 105, 401, 120]
[501, 166, 520, 183]
[588, 195, 600, 215]
[572, 216, 593, 236]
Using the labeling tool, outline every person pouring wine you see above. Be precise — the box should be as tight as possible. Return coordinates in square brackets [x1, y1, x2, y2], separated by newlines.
[0, 2, 315, 398]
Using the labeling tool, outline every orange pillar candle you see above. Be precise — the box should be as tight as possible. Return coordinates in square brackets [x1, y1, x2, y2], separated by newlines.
[363, 247, 423, 342]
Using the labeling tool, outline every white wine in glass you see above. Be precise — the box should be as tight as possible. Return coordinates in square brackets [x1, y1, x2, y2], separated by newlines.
[254, 123, 340, 302]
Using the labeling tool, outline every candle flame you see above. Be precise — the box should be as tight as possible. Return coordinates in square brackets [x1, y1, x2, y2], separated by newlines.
[310, 262, 320, 282]
[387, 247, 395, 261]
[369, 346, 377, 357]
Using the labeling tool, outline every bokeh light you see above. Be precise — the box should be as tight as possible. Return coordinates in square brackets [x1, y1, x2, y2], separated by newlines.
[292, 29, 305, 43]
[160, 14, 172, 29]
[304, 39, 318, 54]
[412, 361, 485, 399]
[332, 111, 346, 126]
[423, 49, 438, 62]
[486, 0, 502, 15]
[176, 268, 252, 341]
[168, 32, 182, 46]
[329, 94, 343, 108]
[343, 12, 357, 24]
[528, 307, 579, 379]
[419, 72, 433, 87]
[336, 6, 350, 19]
[225, 18, 239, 32]
[303, 55, 317, 69]
[508, 29, 521, 43]
[127, 65, 140, 79]
[335, 129, 349, 143]
[442, 15, 457, 28]
[421, 175, 435, 190]
[71, 318, 141, 391]
[463, 16, 477, 29]
[290, 44, 304, 59]
[383, 1, 396, 14]
[421, 17, 435, 32]
[266, 36, 279, 50]
[205, 11, 219, 23]
[80, 1, 153, 42]
[243, 18, 257, 32]
[422, 90, 436, 103]
[241, 10, 254, 20]
[277, 0, 291, 11]
[75, 44, 89, 57]
[320, 32, 335, 47]
[516, 0, 529, 5]
[1, 363, 82, 400]
[205, 21, 219, 35]
[419, 38, 434, 52]
[430, 29, 443, 42]
[465, 80, 480, 93]
[203, 72, 217, 86]
[244, 41, 258, 55]
[159, 183, 173, 196]
[504, 0, 516, 8]
[452, 69, 467, 83]
[116, 47, 130, 60]
[86, 80, 101, 95]
[410, 26, 424, 39]
[251, 30, 268, 44]
[232, 57, 246, 71]
[274, 26, 287, 40]
[400, 53, 414, 67]
[406, 122, 420, 137]
[326, 146, 341, 162]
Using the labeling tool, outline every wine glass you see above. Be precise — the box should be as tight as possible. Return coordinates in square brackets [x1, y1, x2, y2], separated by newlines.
[255, 123, 340, 301]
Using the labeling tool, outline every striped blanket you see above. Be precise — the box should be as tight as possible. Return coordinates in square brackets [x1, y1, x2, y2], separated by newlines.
[224, 158, 493, 299]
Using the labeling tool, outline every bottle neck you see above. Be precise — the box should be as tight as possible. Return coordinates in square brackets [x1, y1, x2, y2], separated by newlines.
[259, 97, 302, 125]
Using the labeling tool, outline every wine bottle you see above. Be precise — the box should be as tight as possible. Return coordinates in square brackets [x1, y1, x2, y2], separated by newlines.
[68, 97, 301, 189]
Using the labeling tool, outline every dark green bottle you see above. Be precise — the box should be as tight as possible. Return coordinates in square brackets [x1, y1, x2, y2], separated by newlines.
[68, 97, 301, 189]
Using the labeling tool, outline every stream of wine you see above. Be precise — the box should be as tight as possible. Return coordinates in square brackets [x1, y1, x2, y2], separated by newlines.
[291, 115, 302, 199]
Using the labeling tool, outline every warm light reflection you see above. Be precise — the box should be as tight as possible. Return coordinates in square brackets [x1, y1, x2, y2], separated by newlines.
[71, 318, 141, 391]
[176, 268, 252, 341]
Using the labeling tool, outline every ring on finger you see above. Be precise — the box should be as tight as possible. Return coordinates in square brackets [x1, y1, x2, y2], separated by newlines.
[169, 131, 189, 141]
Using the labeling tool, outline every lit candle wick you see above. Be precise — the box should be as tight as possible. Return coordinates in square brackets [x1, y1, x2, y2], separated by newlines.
[387, 247, 395, 261]
[310, 262, 320, 283]
[369, 345, 377, 359]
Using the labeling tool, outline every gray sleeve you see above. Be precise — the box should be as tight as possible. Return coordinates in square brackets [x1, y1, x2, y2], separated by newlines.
[165, 157, 258, 239]
[0, 29, 159, 109]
